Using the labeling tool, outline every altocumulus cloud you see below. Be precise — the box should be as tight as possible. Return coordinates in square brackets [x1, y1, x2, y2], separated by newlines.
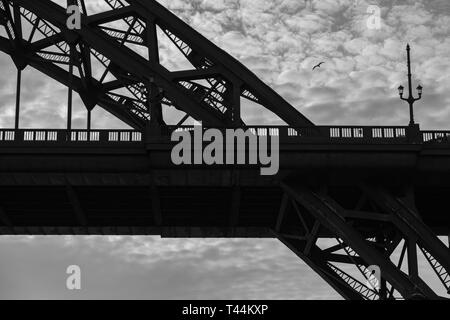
[0, 0, 449, 299]
[0, 236, 339, 299]
[156, 0, 450, 127]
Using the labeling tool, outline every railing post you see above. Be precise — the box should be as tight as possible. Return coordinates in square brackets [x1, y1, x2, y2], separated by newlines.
[99, 130, 108, 142]
[318, 127, 331, 140]
[406, 124, 422, 143]
[145, 121, 166, 144]
[15, 129, 24, 142]
[55, 130, 62, 142]
[279, 127, 288, 143]
[363, 127, 372, 140]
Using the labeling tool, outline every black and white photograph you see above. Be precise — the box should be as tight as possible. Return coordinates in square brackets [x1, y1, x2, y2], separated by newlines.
[0, 0, 449, 312]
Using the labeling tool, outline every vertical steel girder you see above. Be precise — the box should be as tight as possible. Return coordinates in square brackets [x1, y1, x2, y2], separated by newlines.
[275, 181, 450, 300]
[0, 0, 314, 131]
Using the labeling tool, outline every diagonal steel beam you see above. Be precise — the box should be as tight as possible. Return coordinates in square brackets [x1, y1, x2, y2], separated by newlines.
[275, 233, 367, 300]
[6, 0, 316, 127]
[128, 0, 314, 127]
[86, 6, 135, 25]
[170, 67, 223, 81]
[363, 185, 450, 295]
[280, 181, 438, 299]
[12, 0, 227, 126]
[273, 190, 372, 300]
[0, 35, 145, 129]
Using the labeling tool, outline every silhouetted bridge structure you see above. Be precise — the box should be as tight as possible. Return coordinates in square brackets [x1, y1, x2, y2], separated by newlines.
[0, 0, 449, 300]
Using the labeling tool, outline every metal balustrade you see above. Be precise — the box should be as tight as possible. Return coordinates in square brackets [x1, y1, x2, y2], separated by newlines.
[0, 129, 142, 143]
[0, 127, 448, 144]
[422, 131, 450, 143]
[166, 126, 412, 142]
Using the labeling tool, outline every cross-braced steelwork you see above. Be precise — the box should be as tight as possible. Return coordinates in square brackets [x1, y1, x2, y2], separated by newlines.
[0, 0, 449, 301]
[0, 0, 314, 131]
[275, 182, 450, 300]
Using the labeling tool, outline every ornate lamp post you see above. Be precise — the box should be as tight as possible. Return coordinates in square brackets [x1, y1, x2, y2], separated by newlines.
[398, 44, 423, 126]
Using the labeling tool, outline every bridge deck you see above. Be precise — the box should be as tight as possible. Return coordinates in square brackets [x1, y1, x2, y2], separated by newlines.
[0, 126, 449, 237]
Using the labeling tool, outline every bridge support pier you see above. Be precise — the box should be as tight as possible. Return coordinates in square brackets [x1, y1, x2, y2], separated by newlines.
[274, 181, 450, 300]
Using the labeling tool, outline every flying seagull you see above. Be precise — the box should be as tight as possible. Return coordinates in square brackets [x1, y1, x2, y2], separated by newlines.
[312, 62, 325, 70]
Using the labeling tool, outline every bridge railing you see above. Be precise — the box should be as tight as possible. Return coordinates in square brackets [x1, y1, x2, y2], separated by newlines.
[0, 129, 142, 143]
[0, 126, 446, 144]
[422, 131, 450, 143]
[166, 125, 410, 142]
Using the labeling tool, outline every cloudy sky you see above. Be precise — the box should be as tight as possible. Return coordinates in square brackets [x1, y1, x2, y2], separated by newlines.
[0, 0, 449, 299]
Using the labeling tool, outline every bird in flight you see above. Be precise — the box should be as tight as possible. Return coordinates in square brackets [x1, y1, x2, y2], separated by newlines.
[312, 62, 325, 70]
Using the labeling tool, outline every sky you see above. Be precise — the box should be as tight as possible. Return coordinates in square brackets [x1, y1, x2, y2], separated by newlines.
[0, 0, 449, 299]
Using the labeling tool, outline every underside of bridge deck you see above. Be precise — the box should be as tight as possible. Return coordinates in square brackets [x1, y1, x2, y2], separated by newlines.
[0, 174, 449, 299]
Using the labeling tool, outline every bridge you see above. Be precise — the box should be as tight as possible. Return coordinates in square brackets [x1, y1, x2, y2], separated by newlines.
[0, 0, 449, 300]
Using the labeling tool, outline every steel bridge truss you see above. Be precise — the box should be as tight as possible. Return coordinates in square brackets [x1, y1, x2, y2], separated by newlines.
[275, 182, 450, 300]
[0, 0, 449, 301]
[0, 0, 314, 131]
